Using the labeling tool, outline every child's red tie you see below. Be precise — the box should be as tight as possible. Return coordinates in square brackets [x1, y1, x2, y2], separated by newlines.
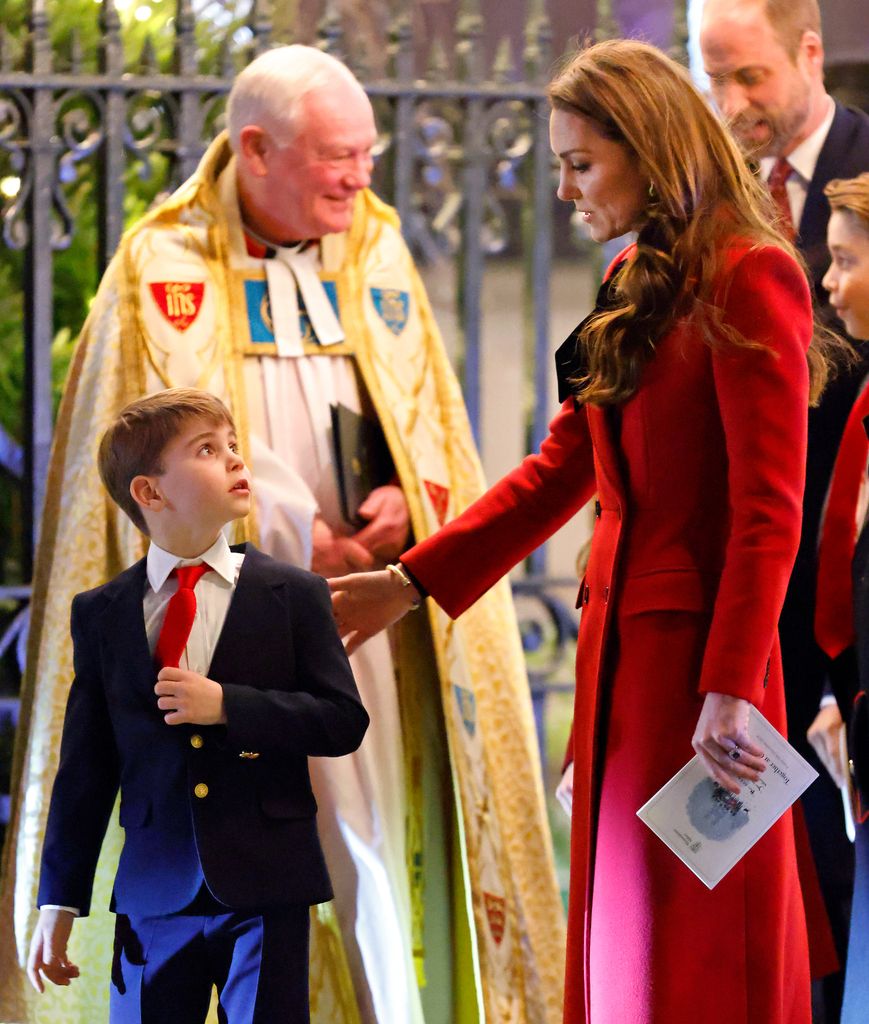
[155, 564, 211, 669]
[815, 385, 869, 658]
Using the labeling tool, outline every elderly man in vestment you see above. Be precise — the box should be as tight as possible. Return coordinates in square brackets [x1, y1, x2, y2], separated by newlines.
[0, 44, 564, 1024]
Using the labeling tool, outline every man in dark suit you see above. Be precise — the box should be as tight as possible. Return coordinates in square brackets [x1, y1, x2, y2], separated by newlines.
[701, 1, 869, 1018]
[26, 388, 368, 1024]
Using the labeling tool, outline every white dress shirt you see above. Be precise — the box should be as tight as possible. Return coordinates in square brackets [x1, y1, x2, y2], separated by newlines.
[143, 532, 244, 672]
[760, 95, 835, 229]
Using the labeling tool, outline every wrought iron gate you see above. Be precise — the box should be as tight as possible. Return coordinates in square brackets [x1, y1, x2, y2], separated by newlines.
[0, 0, 690, 841]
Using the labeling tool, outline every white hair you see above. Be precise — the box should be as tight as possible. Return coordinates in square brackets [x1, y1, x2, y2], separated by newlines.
[226, 45, 363, 151]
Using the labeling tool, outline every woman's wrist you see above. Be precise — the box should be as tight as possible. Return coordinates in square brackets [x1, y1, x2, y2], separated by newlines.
[386, 562, 423, 609]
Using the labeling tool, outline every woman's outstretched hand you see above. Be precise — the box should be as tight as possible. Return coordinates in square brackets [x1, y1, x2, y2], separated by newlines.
[329, 569, 421, 655]
[692, 691, 766, 795]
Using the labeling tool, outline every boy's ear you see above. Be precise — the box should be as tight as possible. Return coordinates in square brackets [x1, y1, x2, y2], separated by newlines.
[129, 474, 165, 513]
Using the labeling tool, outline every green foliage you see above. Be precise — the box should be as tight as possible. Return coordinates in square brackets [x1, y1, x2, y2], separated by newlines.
[0, 1, 249, 587]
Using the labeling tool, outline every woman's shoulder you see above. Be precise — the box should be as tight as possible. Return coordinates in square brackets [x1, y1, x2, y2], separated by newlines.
[714, 236, 810, 304]
[718, 235, 803, 276]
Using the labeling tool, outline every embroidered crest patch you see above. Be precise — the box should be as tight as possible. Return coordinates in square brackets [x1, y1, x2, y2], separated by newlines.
[245, 278, 341, 347]
[149, 281, 205, 332]
[453, 685, 477, 737]
[483, 891, 506, 945]
[423, 480, 450, 526]
[244, 280, 275, 343]
[370, 287, 409, 336]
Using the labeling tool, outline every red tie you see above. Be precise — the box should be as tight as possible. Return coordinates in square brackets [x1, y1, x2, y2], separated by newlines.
[155, 564, 211, 669]
[767, 158, 795, 240]
[815, 385, 869, 658]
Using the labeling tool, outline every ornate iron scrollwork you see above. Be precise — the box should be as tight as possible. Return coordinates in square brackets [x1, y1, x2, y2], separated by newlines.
[0, 89, 29, 250]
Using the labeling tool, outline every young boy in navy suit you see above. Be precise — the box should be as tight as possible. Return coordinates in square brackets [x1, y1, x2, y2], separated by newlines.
[26, 387, 368, 1023]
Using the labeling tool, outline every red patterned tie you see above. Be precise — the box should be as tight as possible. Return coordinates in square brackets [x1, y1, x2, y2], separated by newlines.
[815, 385, 869, 658]
[155, 564, 211, 669]
[767, 157, 795, 240]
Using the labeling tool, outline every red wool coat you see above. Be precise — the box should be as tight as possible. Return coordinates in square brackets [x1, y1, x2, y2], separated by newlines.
[403, 243, 814, 1024]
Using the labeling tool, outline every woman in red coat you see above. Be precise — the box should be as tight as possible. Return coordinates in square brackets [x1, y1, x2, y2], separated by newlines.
[331, 39, 836, 1024]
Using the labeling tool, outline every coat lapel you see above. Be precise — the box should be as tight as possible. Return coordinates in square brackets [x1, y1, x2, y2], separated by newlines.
[207, 543, 282, 684]
[99, 559, 155, 696]
[800, 102, 847, 287]
[586, 404, 627, 507]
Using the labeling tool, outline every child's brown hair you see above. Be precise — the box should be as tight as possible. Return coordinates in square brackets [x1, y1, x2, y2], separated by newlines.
[98, 388, 235, 534]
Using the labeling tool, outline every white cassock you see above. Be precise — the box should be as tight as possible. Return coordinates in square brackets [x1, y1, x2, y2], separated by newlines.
[240, 235, 424, 1024]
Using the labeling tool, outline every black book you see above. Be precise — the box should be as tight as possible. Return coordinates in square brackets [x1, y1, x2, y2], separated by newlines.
[329, 402, 395, 527]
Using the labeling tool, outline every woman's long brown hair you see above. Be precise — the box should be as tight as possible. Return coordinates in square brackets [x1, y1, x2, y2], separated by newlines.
[549, 38, 842, 406]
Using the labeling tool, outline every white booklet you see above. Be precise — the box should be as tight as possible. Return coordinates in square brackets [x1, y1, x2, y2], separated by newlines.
[637, 706, 818, 889]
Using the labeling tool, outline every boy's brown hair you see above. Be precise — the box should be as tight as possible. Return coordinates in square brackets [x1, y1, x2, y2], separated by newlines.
[98, 388, 236, 535]
[825, 173, 869, 233]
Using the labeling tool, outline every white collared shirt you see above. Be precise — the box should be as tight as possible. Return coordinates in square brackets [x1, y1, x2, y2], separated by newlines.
[760, 96, 836, 230]
[143, 532, 244, 674]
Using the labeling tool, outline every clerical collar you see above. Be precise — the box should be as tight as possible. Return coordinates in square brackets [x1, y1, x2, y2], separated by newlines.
[243, 225, 315, 260]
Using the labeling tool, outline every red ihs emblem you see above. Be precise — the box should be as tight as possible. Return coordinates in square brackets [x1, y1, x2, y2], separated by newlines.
[423, 480, 450, 526]
[149, 281, 205, 332]
[483, 891, 506, 945]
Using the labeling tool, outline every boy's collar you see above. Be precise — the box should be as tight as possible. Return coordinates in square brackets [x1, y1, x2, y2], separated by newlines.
[146, 532, 236, 592]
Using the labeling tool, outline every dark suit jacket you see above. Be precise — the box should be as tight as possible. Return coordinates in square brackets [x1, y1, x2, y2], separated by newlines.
[37, 543, 368, 918]
[780, 101, 869, 741]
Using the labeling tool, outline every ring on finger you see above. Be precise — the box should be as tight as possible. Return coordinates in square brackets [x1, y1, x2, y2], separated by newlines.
[728, 746, 741, 761]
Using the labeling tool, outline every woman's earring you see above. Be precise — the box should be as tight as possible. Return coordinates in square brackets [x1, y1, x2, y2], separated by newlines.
[648, 182, 657, 201]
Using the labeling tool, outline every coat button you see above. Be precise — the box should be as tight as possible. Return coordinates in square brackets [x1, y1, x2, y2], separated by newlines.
[194, 783, 209, 799]
[594, 499, 602, 518]
[583, 583, 590, 604]
[190, 734, 204, 749]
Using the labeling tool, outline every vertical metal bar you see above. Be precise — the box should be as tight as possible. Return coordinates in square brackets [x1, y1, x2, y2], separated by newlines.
[389, 12, 414, 230]
[317, 0, 345, 61]
[174, 0, 202, 182]
[23, 0, 54, 574]
[524, 98, 553, 576]
[595, 0, 619, 41]
[248, 0, 274, 58]
[98, 0, 125, 272]
[524, 6, 552, 576]
[670, 0, 690, 65]
[456, 0, 486, 442]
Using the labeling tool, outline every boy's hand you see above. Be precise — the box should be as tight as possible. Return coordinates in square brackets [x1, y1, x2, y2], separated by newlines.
[807, 702, 847, 788]
[27, 908, 79, 992]
[155, 669, 227, 725]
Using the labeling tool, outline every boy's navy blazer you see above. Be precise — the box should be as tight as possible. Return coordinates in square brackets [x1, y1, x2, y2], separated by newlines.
[38, 543, 368, 918]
